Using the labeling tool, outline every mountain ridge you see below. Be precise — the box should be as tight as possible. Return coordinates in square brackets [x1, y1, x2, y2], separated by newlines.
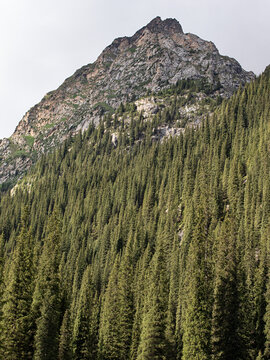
[0, 16, 255, 186]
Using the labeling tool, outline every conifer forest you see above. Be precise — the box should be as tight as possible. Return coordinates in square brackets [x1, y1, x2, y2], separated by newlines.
[0, 65, 270, 359]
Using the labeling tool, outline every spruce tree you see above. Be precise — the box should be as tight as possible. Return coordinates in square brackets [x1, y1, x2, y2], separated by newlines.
[0, 234, 4, 339]
[98, 256, 121, 359]
[136, 235, 169, 360]
[211, 216, 243, 360]
[264, 271, 270, 359]
[0, 207, 34, 360]
[59, 309, 72, 360]
[32, 209, 63, 360]
[73, 266, 99, 360]
[181, 206, 213, 360]
[116, 245, 135, 360]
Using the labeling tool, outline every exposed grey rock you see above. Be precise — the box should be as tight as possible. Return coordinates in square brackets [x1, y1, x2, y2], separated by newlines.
[0, 16, 255, 185]
[135, 97, 159, 117]
[111, 133, 118, 147]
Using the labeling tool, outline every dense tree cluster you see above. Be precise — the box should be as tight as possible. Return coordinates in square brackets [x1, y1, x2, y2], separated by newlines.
[0, 67, 269, 359]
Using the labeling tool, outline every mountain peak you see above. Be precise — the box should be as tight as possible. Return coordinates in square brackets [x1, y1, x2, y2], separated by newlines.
[145, 16, 184, 34]
[0, 17, 255, 185]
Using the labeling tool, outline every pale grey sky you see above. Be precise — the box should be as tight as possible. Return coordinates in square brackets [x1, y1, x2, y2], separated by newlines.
[0, 0, 269, 138]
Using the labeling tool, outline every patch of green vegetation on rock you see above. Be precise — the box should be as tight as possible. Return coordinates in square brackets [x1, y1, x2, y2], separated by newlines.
[93, 102, 114, 113]
[128, 47, 137, 54]
[43, 123, 55, 129]
[107, 90, 117, 100]
[24, 135, 35, 147]
[13, 149, 29, 159]
[8, 141, 18, 152]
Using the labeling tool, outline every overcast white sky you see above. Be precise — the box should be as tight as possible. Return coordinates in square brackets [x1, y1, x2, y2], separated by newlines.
[0, 0, 269, 139]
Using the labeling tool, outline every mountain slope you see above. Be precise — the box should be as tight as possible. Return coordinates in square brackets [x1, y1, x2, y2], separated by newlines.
[0, 65, 269, 359]
[0, 16, 254, 186]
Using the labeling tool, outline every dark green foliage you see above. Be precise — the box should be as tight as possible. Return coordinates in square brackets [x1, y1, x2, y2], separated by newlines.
[0, 207, 34, 359]
[59, 310, 72, 360]
[32, 210, 63, 360]
[264, 272, 270, 359]
[137, 236, 169, 360]
[181, 205, 213, 360]
[0, 67, 269, 359]
[73, 267, 99, 360]
[211, 216, 244, 360]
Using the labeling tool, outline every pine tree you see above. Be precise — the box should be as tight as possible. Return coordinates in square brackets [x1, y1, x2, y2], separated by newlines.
[98, 256, 121, 359]
[59, 309, 72, 360]
[136, 235, 169, 360]
[264, 270, 270, 359]
[0, 234, 4, 337]
[73, 266, 99, 360]
[0, 207, 35, 360]
[211, 216, 243, 360]
[32, 209, 63, 360]
[116, 245, 135, 360]
[181, 206, 213, 360]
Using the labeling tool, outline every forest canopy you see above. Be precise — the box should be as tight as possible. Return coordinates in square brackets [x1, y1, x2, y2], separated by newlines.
[0, 66, 269, 360]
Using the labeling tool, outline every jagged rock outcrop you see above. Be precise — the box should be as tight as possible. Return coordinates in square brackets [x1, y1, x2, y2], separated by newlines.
[0, 16, 255, 185]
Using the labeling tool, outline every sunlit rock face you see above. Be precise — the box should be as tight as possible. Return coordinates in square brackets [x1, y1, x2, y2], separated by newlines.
[0, 16, 255, 185]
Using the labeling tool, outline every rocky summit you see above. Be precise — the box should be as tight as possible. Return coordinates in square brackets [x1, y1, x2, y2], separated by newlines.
[0, 16, 255, 186]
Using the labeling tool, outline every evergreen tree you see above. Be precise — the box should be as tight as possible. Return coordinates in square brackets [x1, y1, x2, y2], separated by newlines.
[137, 235, 169, 360]
[73, 266, 99, 360]
[116, 244, 135, 360]
[99, 256, 121, 359]
[59, 309, 72, 360]
[211, 216, 243, 360]
[181, 205, 213, 360]
[32, 209, 63, 360]
[0, 207, 34, 360]
[0, 234, 4, 340]
[264, 270, 270, 359]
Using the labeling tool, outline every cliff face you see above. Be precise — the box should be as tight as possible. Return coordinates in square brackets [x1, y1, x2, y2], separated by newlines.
[0, 16, 255, 185]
